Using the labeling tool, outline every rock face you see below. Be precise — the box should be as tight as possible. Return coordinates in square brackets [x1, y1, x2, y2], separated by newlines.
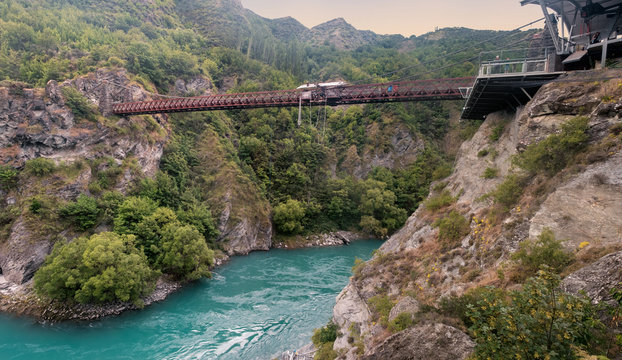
[333, 284, 373, 360]
[331, 68, 622, 358]
[562, 251, 622, 304]
[194, 129, 272, 255]
[342, 123, 425, 179]
[172, 77, 213, 96]
[529, 151, 622, 247]
[0, 69, 168, 290]
[273, 231, 360, 249]
[361, 323, 475, 360]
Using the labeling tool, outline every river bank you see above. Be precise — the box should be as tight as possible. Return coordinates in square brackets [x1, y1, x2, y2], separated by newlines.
[0, 231, 369, 322]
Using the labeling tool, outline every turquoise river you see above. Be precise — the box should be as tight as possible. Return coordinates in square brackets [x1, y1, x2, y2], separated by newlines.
[0, 239, 381, 360]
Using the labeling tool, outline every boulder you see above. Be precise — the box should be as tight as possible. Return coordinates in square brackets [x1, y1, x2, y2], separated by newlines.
[388, 296, 420, 323]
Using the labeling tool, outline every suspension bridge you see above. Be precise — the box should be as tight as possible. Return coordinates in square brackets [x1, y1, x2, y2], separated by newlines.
[112, 77, 475, 116]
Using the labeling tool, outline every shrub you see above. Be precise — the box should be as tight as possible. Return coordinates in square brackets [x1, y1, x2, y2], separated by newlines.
[312, 321, 338, 346]
[34, 232, 156, 306]
[511, 228, 574, 280]
[61, 86, 97, 122]
[156, 223, 214, 281]
[314, 342, 338, 360]
[489, 121, 508, 142]
[433, 210, 470, 250]
[28, 195, 57, 218]
[477, 148, 489, 157]
[0, 165, 18, 189]
[60, 194, 100, 231]
[273, 199, 305, 234]
[388, 312, 414, 333]
[439, 287, 505, 328]
[482, 167, 499, 179]
[352, 257, 365, 278]
[368, 294, 393, 326]
[467, 270, 598, 360]
[492, 174, 525, 210]
[513, 116, 589, 175]
[25, 157, 56, 176]
[425, 190, 456, 211]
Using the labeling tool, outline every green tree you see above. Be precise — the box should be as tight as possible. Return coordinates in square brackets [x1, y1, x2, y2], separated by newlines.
[176, 203, 219, 244]
[113, 196, 158, 235]
[157, 224, 214, 281]
[358, 180, 407, 237]
[273, 199, 306, 234]
[34, 232, 156, 306]
[134, 207, 180, 262]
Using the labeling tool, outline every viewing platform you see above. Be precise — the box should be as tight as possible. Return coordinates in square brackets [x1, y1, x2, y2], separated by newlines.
[461, 50, 564, 119]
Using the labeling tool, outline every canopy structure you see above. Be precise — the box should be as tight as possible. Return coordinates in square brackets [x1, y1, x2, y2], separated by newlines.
[521, 0, 622, 58]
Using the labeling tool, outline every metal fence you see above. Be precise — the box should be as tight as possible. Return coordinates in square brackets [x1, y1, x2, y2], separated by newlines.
[477, 47, 556, 76]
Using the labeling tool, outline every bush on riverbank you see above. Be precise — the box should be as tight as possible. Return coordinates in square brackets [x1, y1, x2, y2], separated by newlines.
[34, 232, 157, 306]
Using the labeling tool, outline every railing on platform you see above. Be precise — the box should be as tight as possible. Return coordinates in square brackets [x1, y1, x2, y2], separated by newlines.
[477, 47, 556, 77]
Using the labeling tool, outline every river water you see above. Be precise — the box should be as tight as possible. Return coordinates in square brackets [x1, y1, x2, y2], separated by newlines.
[0, 239, 381, 360]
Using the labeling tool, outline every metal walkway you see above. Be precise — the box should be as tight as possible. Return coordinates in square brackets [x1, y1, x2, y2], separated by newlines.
[111, 78, 476, 116]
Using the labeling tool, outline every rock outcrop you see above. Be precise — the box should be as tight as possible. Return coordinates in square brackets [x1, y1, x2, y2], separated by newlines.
[331, 69, 622, 358]
[562, 251, 622, 304]
[194, 129, 272, 255]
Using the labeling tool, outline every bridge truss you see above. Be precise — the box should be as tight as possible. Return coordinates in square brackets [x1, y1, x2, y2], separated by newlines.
[112, 77, 476, 116]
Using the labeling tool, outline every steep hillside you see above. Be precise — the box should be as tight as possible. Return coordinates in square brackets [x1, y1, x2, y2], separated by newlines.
[327, 69, 622, 360]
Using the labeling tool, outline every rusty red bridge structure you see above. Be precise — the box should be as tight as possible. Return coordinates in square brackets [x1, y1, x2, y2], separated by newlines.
[112, 77, 476, 116]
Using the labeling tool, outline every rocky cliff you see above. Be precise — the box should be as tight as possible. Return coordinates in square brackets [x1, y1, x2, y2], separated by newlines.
[331, 69, 622, 359]
[0, 69, 167, 286]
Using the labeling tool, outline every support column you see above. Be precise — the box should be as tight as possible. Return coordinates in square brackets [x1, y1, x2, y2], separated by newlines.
[297, 96, 302, 127]
[602, 39, 609, 68]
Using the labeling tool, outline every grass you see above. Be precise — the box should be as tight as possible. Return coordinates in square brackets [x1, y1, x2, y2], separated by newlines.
[482, 167, 499, 179]
[425, 190, 457, 211]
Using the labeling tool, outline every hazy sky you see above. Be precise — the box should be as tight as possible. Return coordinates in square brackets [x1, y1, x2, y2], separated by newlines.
[240, 0, 545, 36]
